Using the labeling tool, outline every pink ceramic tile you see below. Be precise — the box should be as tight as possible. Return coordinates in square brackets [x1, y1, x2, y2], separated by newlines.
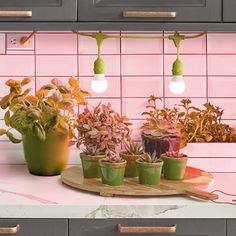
[79, 76, 120, 98]
[0, 55, 34, 76]
[164, 33, 206, 54]
[78, 33, 120, 54]
[121, 33, 163, 54]
[129, 120, 143, 141]
[208, 98, 236, 119]
[165, 98, 207, 110]
[165, 76, 206, 97]
[122, 76, 163, 97]
[122, 98, 163, 119]
[36, 33, 77, 54]
[208, 55, 236, 76]
[121, 55, 163, 76]
[36, 55, 77, 76]
[207, 33, 236, 54]
[208, 77, 236, 97]
[79, 55, 120, 76]
[164, 55, 206, 76]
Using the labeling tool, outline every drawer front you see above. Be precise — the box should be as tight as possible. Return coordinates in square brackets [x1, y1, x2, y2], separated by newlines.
[70, 219, 226, 236]
[227, 220, 236, 236]
[224, 0, 236, 22]
[0, 0, 77, 21]
[78, 0, 221, 22]
[0, 219, 68, 236]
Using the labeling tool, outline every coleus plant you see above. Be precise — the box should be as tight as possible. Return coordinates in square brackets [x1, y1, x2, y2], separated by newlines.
[0, 77, 90, 143]
[76, 102, 132, 160]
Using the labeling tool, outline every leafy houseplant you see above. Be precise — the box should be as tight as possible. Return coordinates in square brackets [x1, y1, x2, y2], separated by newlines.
[136, 151, 163, 185]
[0, 77, 90, 176]
[161, 151, 188, 180]
[141, 95, 181, 158]
[120, 141, 144, 177]
[77, 103, 131, 180]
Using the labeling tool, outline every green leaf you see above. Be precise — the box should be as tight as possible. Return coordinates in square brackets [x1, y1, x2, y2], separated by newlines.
[6, 131, 21, 144]
[4, 111, 10, 127]
[0, 129, 6, 136]
[32, 121, 46, 142]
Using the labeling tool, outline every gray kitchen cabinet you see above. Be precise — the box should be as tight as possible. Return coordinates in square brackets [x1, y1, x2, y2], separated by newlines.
[70, 219, 226, 236]
[0, 0, 77, 21]
[0, 219, 68, 236]
[227, 220, 236, 236]
[78, 0, 221, 22]
[224, 0, 236, 22]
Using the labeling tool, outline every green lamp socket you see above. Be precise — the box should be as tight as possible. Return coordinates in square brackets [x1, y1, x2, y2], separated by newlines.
[94, 57, 105, 75]
[172, 58, 184, 76]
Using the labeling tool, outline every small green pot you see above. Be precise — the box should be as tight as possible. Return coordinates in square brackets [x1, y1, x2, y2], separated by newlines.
[120, 152, 141, 177]
[80, 153, 105, 178]
[162, 154, 188, 180]
[136, 159, 163, 185]
[22, 130, 69, 176]
[99, 159, 127, 186]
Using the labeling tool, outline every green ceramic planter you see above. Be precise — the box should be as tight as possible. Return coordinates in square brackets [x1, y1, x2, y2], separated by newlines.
[22, 130, 69, 176]
[80, 153, 105, 178]
[162, 154, 188, 180]
[136, 159, 163, 185]
[99, 159, 127, 186]
[119, 152, 140, 177]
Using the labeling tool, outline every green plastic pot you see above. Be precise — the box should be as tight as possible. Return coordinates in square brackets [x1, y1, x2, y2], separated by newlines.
[99, 159, 127, 186]
[119, 152, 141, 177]
[80, 153, 105, 178]
[162, 154, 188, 180]
[136, 159, 163, 185]
[22, 130, 69, 176]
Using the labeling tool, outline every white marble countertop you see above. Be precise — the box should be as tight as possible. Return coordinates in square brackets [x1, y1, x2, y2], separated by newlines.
[0, 164, 235, 218]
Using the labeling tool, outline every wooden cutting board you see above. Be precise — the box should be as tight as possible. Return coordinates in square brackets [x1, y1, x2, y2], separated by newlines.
[61, 166, 218, 201]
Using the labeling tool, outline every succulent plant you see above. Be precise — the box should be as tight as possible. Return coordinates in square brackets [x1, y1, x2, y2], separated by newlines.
[0, 77, 90, 143]
[140, 151, 161, 163]
[106, 151, 124, 163]
[165, 151, 186, 158]
[76, 102, 132, 157]
[123, 141, 144, 155]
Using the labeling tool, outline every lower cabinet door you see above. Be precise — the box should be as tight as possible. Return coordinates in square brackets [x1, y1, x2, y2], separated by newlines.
[70, 219, 226, 236]
[0, 219, 68, 236]
[227, 220, 236, 236]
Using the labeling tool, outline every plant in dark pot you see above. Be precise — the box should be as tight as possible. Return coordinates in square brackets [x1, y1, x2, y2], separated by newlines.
[136, 151, 163, 185]
[141, 95, 181, 158]
[0, 77, 90, 176]
[162, 151, 188, 180]
[120, 141, 144, 178]
[77, 103, 131, 179]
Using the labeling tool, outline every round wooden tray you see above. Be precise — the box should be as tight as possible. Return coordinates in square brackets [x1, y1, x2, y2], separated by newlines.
[61, 166, 218, 200]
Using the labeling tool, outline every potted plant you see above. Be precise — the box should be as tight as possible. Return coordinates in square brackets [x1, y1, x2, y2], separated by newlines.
[99, 151, 127, 186]
[162, 151, 188, 180]
[141, 95, 181, 158]
[77, 103, 131, 179]
[136, 151, 163, 185]
[0, 77, 90, 176]
[120, 141, 144, 177]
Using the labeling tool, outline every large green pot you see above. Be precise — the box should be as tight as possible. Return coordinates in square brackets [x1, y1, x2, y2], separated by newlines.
[22, 130, 69, 176]
[80, 153, 105, 178]
[136, 159, 163, 185]
[99, 159, 127, 186]
[162, 154, 188, 180]
[119, 152, 141, 177]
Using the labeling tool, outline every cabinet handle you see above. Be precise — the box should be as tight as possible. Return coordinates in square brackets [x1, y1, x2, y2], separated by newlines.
[0, 224, 20, 234]
[0, 11, 32, 17]
[118, 224, 177, 234]
[123, 11, 176, 18]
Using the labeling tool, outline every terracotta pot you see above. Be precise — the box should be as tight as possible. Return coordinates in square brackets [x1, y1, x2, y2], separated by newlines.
[80, 153, 105, 178]
[162, 154, 188, 180]
[22, 130, 69, 176]
[136, 159, 163, 185]
[120, 152, 141, 177]
[99, 159, 127, 186]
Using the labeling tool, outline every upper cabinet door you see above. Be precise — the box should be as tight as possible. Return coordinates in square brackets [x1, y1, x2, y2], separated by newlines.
[78, 0, 222, 22]
[224, 0, 236, 22]
[0, 0, 77, 21]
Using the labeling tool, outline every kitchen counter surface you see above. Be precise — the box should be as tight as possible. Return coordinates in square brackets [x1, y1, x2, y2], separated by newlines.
[0, 164, 235, 218]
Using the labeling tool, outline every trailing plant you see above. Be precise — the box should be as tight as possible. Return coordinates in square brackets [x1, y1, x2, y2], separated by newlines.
[140, 151, 161, 163]
[0, 77, 90, 143]
[165, 151, 185, 158]
[76, 102, 132, 156]
[123, 141, 144, 155]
